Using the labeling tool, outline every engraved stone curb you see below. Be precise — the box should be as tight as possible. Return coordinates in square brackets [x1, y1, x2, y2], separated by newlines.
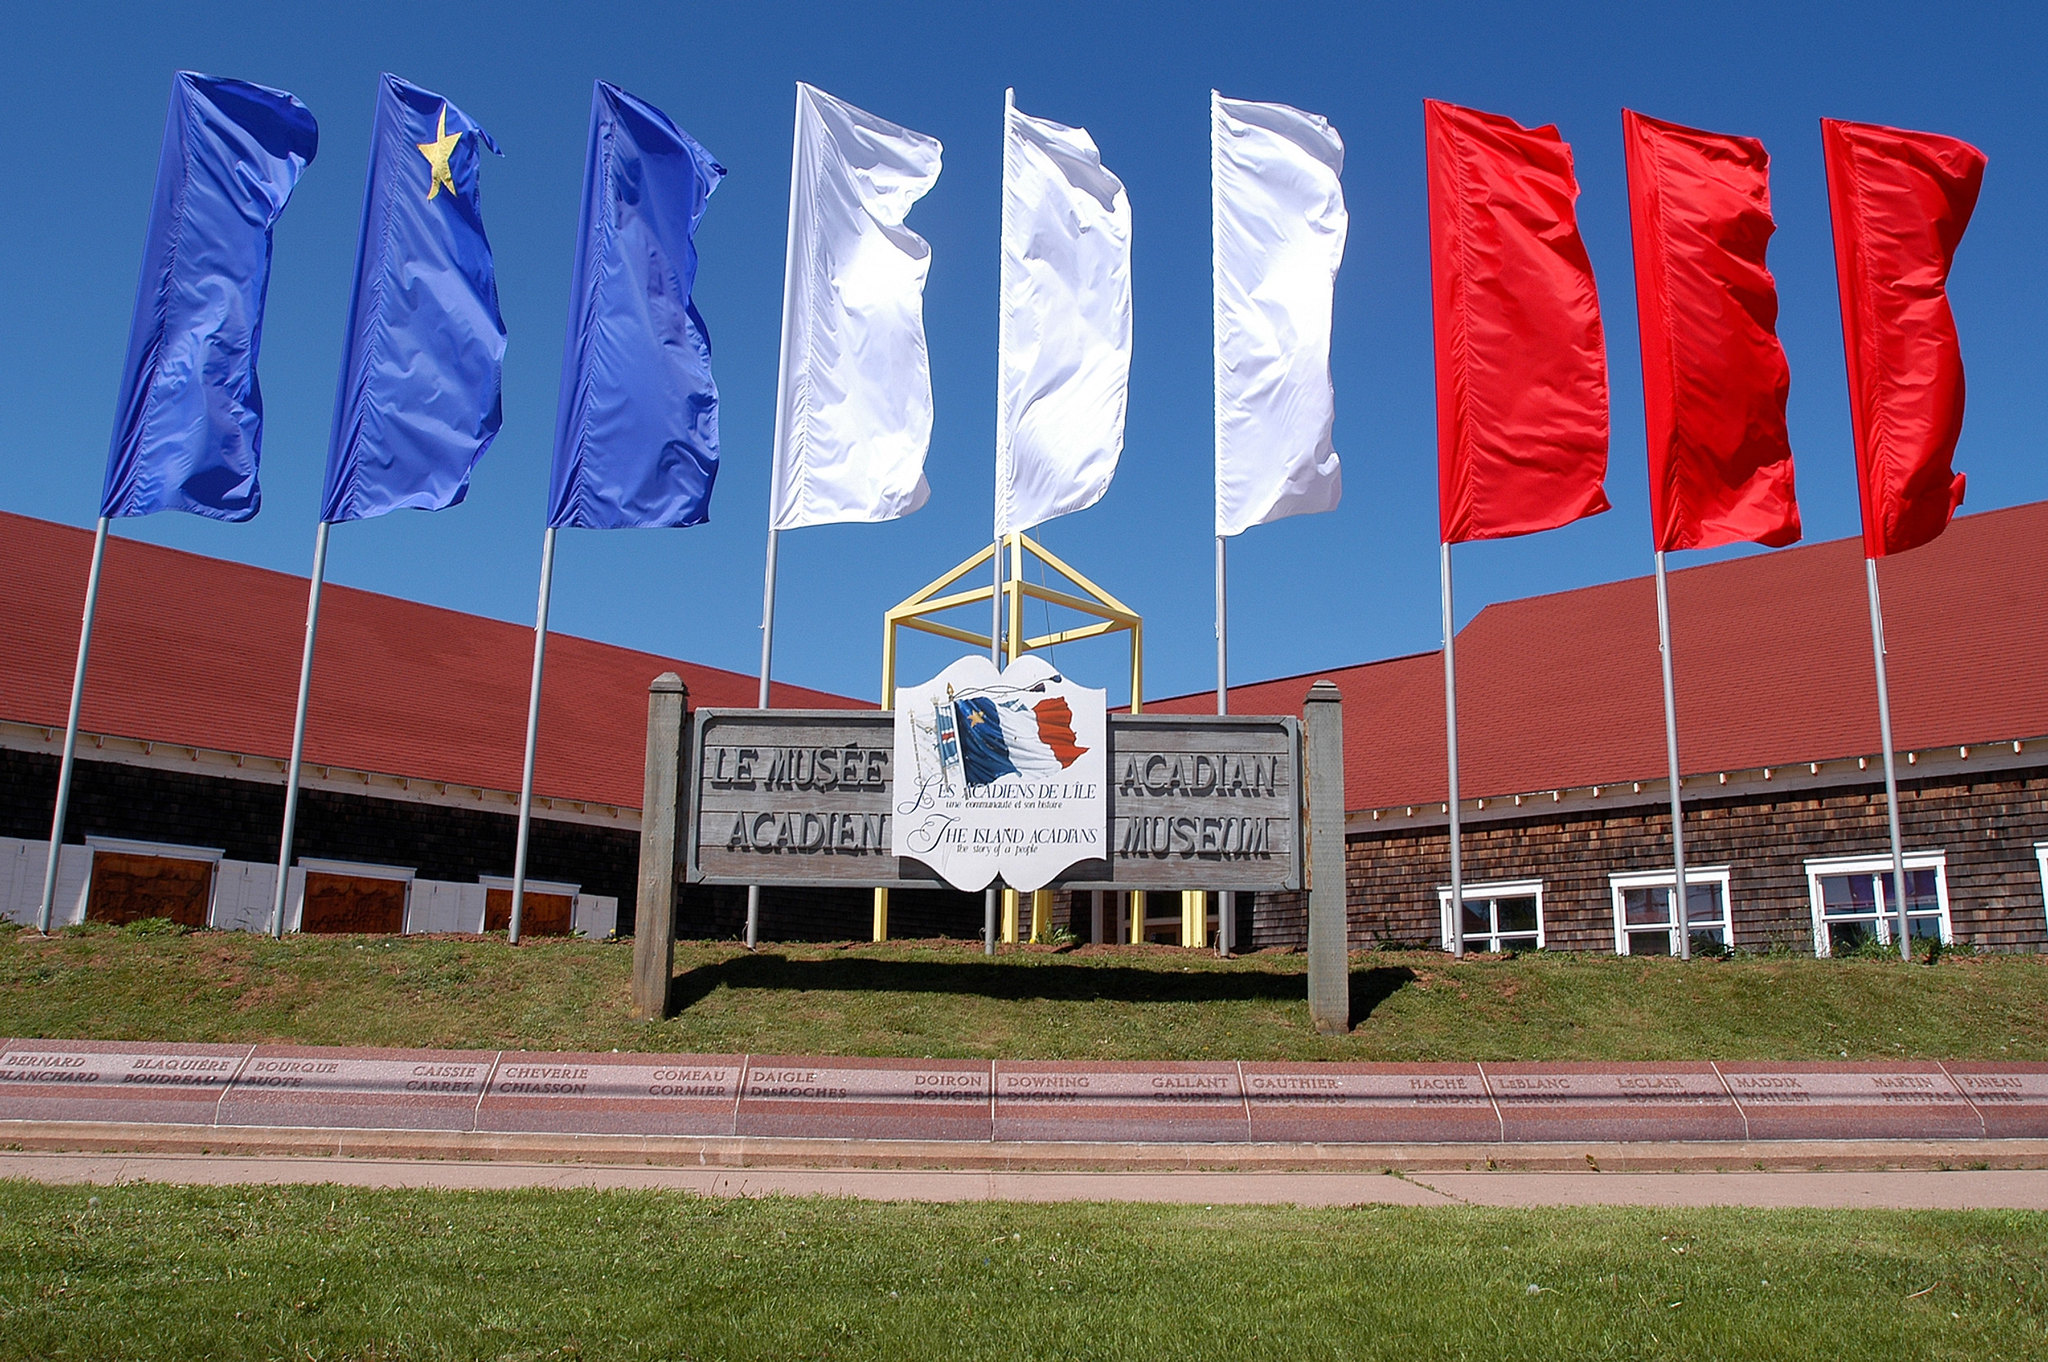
[735, 1056, 994, 1141]
[478, 1052, 745, 1137]
[0, 1039, 252, 1126]
[994, 1062, 1248, 1143]
[217, 1046, 501, 1133]
[1242, 1063, 1501, 1143]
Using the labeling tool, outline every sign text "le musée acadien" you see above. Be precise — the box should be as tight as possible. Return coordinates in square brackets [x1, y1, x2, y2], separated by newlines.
[684, 709, 1300, 892]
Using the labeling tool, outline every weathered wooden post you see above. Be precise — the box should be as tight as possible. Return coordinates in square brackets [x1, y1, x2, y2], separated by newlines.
[632, 672, 688, 1020]
[1303, 679, 1350, 1034]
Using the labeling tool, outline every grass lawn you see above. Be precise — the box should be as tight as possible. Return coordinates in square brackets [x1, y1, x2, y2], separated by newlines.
[3, 923, 2046, 1061]
[0, 1180, 2042, 1360]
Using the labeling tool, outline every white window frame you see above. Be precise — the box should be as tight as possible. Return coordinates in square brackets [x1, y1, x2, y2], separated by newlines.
[476, 875, 580, 897]
[1609, 866, 1734, 955]
[1436, 879, 1545, 953]
[82, 835, 226, 925]
[1804, 851, 1951, 957]
[2036, 843, 2048, 938]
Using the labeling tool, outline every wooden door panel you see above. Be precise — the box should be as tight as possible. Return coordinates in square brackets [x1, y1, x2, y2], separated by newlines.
[301, 873, 406, 934]
[484, 887, 573, 936]
[86, 851, 212, 928]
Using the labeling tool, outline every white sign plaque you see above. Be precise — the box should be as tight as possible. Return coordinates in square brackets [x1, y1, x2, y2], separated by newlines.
[890, 655, 1107, 891]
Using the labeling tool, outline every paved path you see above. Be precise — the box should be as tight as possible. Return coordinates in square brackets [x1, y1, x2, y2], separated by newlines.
[6, 1151, 2047, 1209]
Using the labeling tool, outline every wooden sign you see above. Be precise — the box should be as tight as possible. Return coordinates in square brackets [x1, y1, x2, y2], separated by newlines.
[685, 709, 1300, 891]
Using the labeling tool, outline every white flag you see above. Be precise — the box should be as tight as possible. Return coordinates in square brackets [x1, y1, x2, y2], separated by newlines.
[768, 84, 943, 531]
[994, 92, 1133, 537]
[1213, 91, 1347, 538]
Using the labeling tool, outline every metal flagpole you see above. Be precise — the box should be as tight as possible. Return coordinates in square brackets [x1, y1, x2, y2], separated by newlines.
[37, 516, 111, 933]
[1441, 541, 1465, 958]
[1654, 551, 1692, 960]
[270, 520, 331, 939]
[508, 526, 558, 946]
[747, 84, 811, 954]
[746, 527, 779, 950]
[1215, 534, 1233, 958]
[984, 535, 1001, 956]
[1865, 557, 1913, 960]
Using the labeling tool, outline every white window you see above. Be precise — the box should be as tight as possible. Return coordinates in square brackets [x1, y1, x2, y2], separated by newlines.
[2035, 843, 2048, 938]
[1610, 867, 1733, 956]
[1804, 852, 1950, 957]
[1437, 879, 1544, 953]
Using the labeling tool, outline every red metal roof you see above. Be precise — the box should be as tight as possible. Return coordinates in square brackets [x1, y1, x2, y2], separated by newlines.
[0, 512, 864, 810]
[1154, 500, 2048, 812]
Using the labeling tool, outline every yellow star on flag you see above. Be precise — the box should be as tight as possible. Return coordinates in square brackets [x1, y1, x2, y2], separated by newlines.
[416, 104, 461, 200]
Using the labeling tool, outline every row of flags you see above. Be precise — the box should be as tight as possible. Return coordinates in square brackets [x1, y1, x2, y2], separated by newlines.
[1417, 99, 1985, 960]
[87, 76, 1987, 563]
[101, 72, 724, 536]
[1428, 99, 1983, 561]
[44, 70, 1988, 959]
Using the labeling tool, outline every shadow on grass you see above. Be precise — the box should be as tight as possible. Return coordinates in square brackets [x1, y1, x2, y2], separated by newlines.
[1352, 965, 1417, 1029]
[668, 953, 1418, 1026]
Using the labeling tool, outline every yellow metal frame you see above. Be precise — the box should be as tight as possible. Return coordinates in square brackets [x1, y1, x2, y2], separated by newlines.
[881, 532, 1143, 711]
[875, 532, 1146, 944]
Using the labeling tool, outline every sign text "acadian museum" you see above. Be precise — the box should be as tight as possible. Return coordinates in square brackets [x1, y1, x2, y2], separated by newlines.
[685, 710, 1300, 892]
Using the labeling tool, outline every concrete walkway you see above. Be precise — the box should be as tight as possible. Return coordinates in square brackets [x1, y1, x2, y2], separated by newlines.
[6, 1151, 2048, 1209]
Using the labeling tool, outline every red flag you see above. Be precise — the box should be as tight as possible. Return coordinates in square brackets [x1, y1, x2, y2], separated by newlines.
[1427, 99, 1610, 544]
[1624, 111, 1800, 553]
[1822, 118, 1985, 558]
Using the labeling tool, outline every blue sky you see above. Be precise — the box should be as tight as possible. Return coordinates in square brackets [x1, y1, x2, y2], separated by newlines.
[1, 2, 2041, 706]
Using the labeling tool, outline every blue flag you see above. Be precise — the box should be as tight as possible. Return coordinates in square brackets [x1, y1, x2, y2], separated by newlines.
[549, 82, 725, 529]
[101, 72, 318, 522]
[322, 75, 506, 524]
[955, 697, 1019, 786]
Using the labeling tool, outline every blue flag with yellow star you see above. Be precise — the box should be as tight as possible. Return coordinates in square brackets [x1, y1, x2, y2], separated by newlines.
[101, 72, 318, 522]
[321, 74, 505, 524]
[548, 81, 724, 529]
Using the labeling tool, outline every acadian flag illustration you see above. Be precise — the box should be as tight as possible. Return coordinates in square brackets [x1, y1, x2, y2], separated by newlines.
[891, 655, 1108, 893]
[954, 692, 1089, 784]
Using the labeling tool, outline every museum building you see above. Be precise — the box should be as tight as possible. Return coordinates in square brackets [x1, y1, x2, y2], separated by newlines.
[1147, 498, 2048, 957]
[6, 500, 2048, 957]
[0, 510, 942, 941]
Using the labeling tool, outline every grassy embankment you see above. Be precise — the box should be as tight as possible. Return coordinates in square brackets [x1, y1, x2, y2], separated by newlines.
[3, 923, 2045, 1060]
[0, 1181, 2042, 1360]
